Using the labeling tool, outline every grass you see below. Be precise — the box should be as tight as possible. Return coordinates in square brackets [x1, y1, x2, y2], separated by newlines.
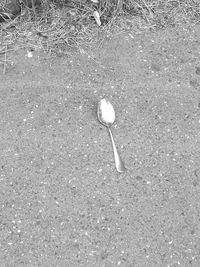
[0, 0, 200, 58]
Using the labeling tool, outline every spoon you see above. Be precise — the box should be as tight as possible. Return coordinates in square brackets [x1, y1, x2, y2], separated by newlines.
[97, 98, 126, 173]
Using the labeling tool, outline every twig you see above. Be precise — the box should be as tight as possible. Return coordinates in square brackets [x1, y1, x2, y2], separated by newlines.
[3, 45, 7, 74]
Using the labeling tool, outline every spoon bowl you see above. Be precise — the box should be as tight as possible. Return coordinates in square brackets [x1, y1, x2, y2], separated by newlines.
[97, 98, 115, 126]
[97, 98, 126, 173]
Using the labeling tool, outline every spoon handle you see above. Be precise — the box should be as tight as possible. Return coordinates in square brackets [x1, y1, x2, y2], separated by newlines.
[108, 127, 126, 173]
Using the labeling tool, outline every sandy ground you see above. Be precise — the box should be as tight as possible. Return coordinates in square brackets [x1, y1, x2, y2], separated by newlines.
[0, 22, 200, 267]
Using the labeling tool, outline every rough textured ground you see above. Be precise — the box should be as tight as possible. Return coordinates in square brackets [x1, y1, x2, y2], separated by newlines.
[0, 22, 200, 267]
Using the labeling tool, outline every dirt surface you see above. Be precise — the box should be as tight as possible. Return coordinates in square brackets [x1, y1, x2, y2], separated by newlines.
[1, 22, 200, 267]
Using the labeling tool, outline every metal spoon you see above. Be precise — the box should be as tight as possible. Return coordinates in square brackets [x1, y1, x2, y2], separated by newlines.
[97, 98, 126, 173]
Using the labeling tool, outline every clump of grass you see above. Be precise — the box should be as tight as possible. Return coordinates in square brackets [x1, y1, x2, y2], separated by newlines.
[0, 0, 200, 58]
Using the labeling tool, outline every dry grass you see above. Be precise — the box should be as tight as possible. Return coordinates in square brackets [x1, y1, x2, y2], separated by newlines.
[0, 0, 200, 58]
